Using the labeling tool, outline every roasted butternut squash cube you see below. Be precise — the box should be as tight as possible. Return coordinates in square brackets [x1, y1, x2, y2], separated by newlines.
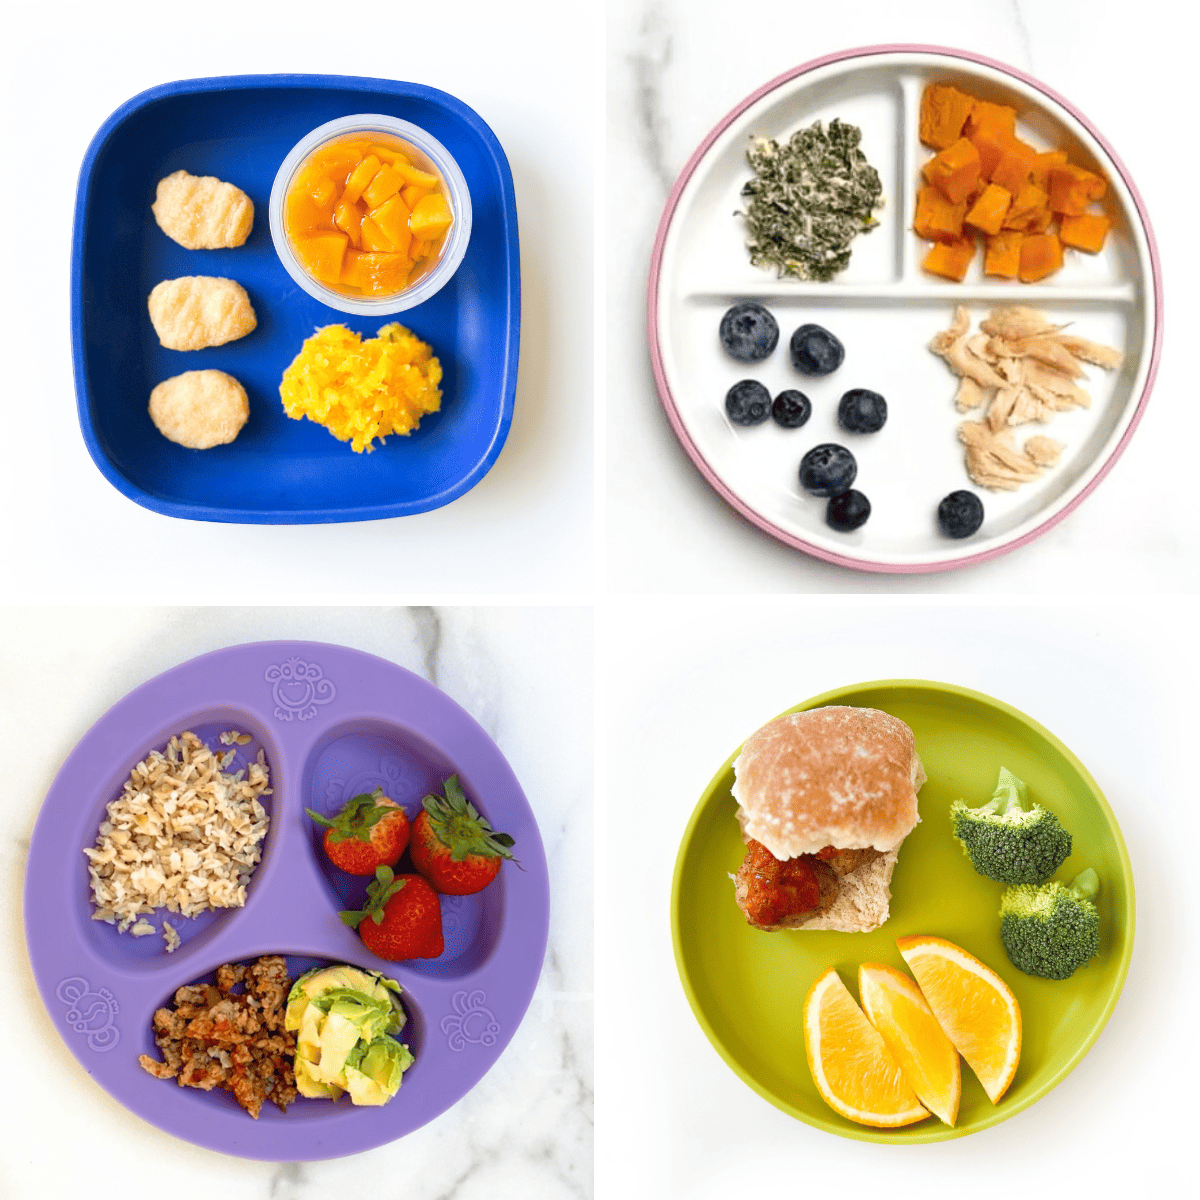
[923, 138, 981, 204]
[985, 232, 1024, 278]
[1002, 182, 1050, 231]
[920, 83, 976, 150]
[965, 183, 1012, 236]
[1030, 151, 1068, 191]
[410, 192, 453, 240]
[370, 195, 413, 257]
[1048, 164, 1107, 215]
[295, 232, 349, 284]
[923, 234, 976, 281]
[914, 186, 967, 241]
[395, 161, 441, 189]
[362, 164, 406, 209]
[969, 131, 1007, 182]
[343, 155, 382, 205]
[1059, 212, 1111, 253]
[990, 146, 1035, 196]
[965, 100, 1017, 141]
[1018, 232, 1064, 281]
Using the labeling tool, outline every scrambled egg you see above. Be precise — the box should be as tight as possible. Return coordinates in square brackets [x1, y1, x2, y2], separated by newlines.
[279, 323, 442, 453]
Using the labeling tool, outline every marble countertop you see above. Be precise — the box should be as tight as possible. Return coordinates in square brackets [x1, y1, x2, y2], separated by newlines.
[607, 0, 1198, 592]
[0, 0, 596, 601]
[599, 596, 1198, 1194]
[2, 607, 592, 1197]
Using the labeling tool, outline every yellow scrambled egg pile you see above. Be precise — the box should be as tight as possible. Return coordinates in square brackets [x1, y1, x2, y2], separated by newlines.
[279, 323, 442, 453]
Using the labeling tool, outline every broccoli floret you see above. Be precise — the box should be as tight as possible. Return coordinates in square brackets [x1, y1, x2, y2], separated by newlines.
[999, 868, 1100, 980]
[950, 767, 1071, 884]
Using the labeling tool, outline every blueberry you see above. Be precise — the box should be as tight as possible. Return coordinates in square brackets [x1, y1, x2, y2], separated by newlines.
[799, 444, 857, 497]
[772, 389, 812, 429]
[790, 324, 844, 376]
[725, 380, 772, 426]
[719, 302, 779, 362]
[937, 490, 985, 538]
[838, 388, 887, 434]
[826, 490, 871, 532]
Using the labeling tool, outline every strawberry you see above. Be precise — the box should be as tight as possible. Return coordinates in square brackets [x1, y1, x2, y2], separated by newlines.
[410, 775, 517, 896]
[340, 866, 444, 960]
[305, 788, 410, 876]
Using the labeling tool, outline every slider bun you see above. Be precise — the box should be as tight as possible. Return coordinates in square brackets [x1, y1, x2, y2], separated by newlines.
[732, 706, 924, 861]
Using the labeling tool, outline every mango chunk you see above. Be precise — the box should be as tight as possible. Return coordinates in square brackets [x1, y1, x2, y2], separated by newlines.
[342, 155, 381, 205]
[401, 183, 431, 210]
[395, 161, 441, 189]
[295, 232, 349, 284]
[362, 164, 406, 209]
[360, 215, 397, 253]
[410, 192, 453, 240]
[370, 196, 413, 257]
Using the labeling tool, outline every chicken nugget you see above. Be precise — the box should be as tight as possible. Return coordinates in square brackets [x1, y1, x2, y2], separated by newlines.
[149, 370, 249, 449]
[148, 276, 257, 351]
[152, 170, 254, 249]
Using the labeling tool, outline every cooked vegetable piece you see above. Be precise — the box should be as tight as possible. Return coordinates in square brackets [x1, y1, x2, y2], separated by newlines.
[1059, 212, 1111, 253]
[985, 231, 1023, 278]
[923, 234, 976, 281]
[924, 138, 982, 204]
[920, 83, 977, 149]
[1048, 164, 1106, 215]
[999, 868, 1101, 979]
[964, 99, 1017, 141]
[1030, 150, 1068, 191]
[915, 186, 967, 241]
[1018, 232, 1064, 282]
[1002, 182, 1050, 232]
[965, 184, 1012, 236]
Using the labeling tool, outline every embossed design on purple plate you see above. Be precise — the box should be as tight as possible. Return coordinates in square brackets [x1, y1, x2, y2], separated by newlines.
[441, 990, 500, 1050]
[441, 894, 464, 938]
[56, 977, 120, 1052]
[265, 657, 336, 721]
[325, 758, 417, 811]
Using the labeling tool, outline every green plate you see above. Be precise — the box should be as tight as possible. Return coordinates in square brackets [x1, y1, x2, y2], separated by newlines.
[670, 679, 1135, 1143]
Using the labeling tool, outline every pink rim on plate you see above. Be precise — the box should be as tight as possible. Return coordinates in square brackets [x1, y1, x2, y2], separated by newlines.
[646, 44, 1163, 575]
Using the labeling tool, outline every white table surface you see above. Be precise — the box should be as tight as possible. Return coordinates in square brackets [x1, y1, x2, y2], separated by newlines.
[0, 0, 596, 602]
[598, 597, 1199, 1194]
[1, 606, 592, 1198]
[606, 0, 1198, 593]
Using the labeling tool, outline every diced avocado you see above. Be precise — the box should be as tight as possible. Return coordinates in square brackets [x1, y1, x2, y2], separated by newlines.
[294, 1056, 336, 1099]
[296, 1003, 323, 1064]
[318, 1011, 365, 1083]
[343, 1065, 390, 1106]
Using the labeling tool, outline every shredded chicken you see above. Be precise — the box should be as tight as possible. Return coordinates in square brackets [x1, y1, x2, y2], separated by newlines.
[931, 305, 1123, 491]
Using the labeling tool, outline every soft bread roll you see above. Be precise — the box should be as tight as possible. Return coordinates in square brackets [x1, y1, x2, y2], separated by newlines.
[732, 706, 924, 861]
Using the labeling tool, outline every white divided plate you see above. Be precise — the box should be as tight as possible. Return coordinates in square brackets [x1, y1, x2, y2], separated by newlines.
[648, 46, 1162, 574]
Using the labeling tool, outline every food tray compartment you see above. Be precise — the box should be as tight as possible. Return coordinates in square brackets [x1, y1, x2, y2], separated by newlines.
[71, 75, 520, 524]
[650, 47, 1161, 572]
[26, 642, 549, 1160]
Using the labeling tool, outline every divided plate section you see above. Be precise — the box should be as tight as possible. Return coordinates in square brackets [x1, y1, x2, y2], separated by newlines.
[302, 719, 505, 980]
[73, 715, 281, 972]
[671, 679, 1135, 1143]
[655, 51, 1156, 569]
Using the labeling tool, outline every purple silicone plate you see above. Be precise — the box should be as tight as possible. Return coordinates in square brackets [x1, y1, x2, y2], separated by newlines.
[24, 641, 549, 1161]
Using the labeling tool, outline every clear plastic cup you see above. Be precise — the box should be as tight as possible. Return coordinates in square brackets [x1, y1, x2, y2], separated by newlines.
[270, 113, 472, 316]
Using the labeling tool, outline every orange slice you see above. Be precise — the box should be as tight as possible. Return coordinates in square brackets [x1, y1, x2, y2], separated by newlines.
[803, 967, 929, 1128]
[858, 963, 961, 1126]
[896, 935, 1021, 1103]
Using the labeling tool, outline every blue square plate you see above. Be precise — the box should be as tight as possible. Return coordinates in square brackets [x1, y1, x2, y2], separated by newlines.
[71, 75, 520, 524]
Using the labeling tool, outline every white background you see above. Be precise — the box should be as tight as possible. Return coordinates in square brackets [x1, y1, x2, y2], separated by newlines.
[606, 0, 1198, 592]
[0, 0, 596, 601]
[598, 597, 1199, 1194]
[1, 606, 592, 1198]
